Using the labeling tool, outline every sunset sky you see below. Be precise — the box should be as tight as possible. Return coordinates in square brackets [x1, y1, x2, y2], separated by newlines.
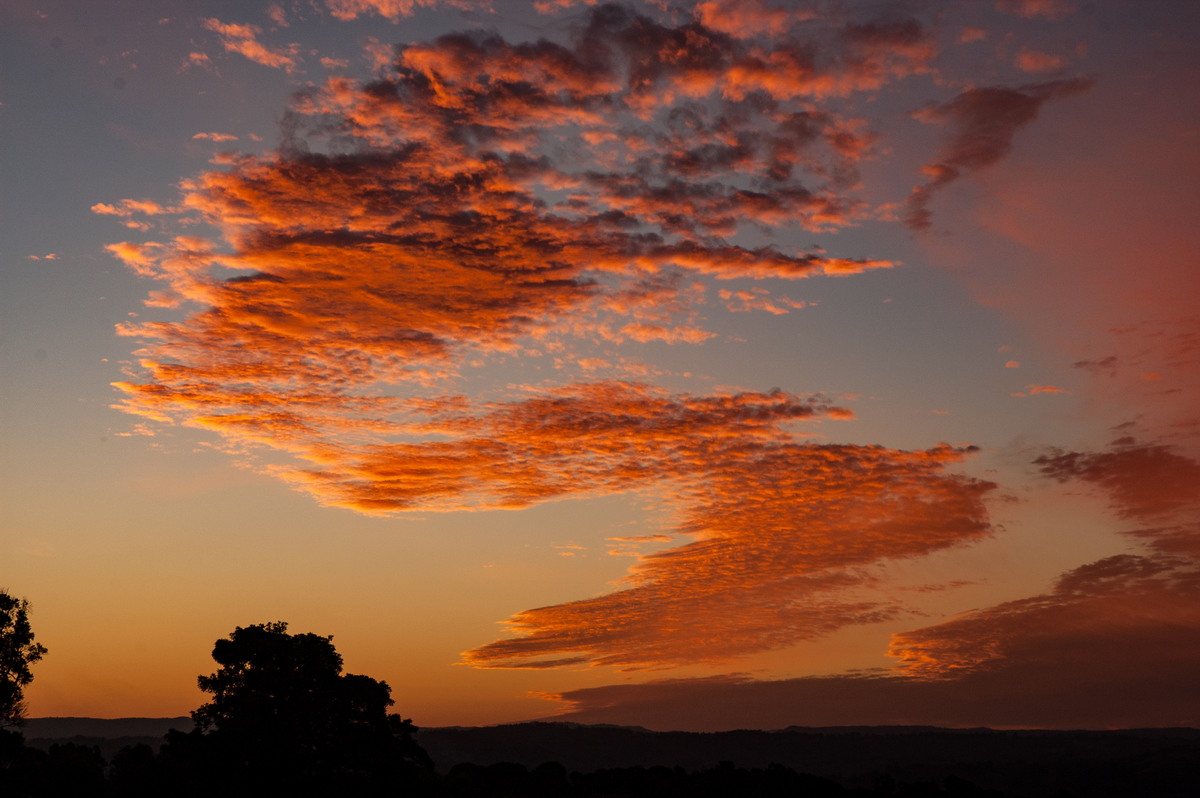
[2, 0, 1198, 731]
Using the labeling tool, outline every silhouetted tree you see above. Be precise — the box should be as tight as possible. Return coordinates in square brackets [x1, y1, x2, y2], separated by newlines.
[162, 621, 432, 797]
[109, 743, 169, 797]
[0, 591, 47, 728]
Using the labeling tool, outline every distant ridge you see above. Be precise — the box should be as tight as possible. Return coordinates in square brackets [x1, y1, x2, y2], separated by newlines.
[412, 720, 1200, 795]
[23, 716, 190, 739]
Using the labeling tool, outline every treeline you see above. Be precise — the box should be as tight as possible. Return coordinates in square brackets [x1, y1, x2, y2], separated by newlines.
[13, 724, 1200, 798]
[2, 731, 1013, 797]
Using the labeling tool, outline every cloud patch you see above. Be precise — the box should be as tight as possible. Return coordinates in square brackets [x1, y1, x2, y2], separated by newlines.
[465, 443, 993, 670]
[202, 17, 299, 72]
[905, 78, 1092, 231]
[106, 2, 1094, 677]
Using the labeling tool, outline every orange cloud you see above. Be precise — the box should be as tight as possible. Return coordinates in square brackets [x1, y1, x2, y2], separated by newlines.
[719, 287, 808, 314]
[91, 199, 169, 216]
[111, 9, 910, 452]
[607, 534, 674, 543]
[192, 132, 239, 142]
[323, 0, 470, 21]
[541, 445, 1200, 726]
[202, 17, 299, 72]
[464, 443, 992, 669]
[1014, 48, 1065, 73]
[619, 323, 716, 344]
[106, 4, 1025, 678]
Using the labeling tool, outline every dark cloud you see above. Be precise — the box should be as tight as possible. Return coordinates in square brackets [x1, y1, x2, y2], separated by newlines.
[1035, 443, 1200, 532]
[1073, 355, 1119, 375]
[541, 606, 1200, 728]
[905, 78, 1092, 231]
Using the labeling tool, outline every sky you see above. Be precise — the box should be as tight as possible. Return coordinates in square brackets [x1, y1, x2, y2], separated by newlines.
[2, 0, 1198, 731]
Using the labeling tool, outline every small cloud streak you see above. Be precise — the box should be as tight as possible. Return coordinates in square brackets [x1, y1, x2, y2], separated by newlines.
[202, 17, 299, 72]
[325, 0, 437, 21]
[1014, 48, 1066, 73]
[996, 0, 1075, 20]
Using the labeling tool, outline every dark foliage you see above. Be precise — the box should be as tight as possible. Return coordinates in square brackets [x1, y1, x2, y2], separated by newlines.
[158, 621, 434, 797]
[10, 623, 1199, 797]
[0, 592, 47, 727]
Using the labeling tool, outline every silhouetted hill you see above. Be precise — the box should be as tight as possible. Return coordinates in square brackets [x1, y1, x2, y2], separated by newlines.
[414, 722, 1200, 797]
[22, 717, 190, 760]
[24, 717, 189, 738]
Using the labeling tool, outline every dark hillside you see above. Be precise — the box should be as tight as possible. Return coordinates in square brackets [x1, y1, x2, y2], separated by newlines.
[415, 722, 1200, 797]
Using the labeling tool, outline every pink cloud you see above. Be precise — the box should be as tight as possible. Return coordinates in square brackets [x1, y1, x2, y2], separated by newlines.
[996, 0, 1075, 20]
[1014, 48, 1066, 73]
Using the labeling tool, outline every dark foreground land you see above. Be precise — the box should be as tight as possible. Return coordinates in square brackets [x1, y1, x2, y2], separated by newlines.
[15, 718, 1200, 797]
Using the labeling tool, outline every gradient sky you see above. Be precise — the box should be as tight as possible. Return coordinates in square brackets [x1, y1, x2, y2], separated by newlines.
[2, 0, 1198, 730]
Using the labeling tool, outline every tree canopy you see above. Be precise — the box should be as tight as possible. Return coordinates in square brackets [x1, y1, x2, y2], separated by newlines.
[0, 592, 47, 728]
[164, 621, 431, 796]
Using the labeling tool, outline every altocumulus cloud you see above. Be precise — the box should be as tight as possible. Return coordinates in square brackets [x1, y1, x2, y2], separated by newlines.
[533, 441, 1200, 728]
[104, 1, 1102, 673]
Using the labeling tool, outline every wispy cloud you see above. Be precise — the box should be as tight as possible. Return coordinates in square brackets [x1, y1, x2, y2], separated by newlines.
[905, 78, 1092, 231]
[323, 0, 473, 21]
[192, 132, 239, 142]
[996, 0, 1075, 20]
[201, 17, 299, 72]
